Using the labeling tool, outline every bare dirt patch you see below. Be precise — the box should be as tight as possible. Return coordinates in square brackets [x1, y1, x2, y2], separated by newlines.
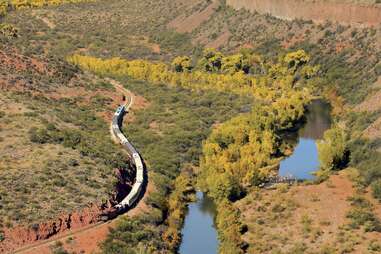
[363, 116, 381, 139]
[355, 78, 381, 112]
[0, 50, 48, 74]
[168, 0, 220, 33]
[149, 121, 164, 136]
[205, 30, 231, 49]
[31, 10, 56, 29]
[151, 43, 161, 54]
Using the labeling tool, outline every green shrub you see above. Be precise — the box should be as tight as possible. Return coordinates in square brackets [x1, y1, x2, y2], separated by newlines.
[317, 126, 348, 171]
[216, 200, 246, 254]
[368, 240, 381, 252]
[371, 179, 381, 202]
[347, 196, 381, 232]
[375, 63, 381, 75]
[349, 138, 381, 186]
[0, 23, 18, 38]
[28, 127, 51, 144]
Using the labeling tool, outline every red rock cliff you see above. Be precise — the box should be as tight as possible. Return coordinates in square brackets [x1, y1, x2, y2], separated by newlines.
[226, 0, 381, 26]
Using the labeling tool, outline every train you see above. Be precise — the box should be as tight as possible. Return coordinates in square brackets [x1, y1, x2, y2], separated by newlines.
[112, 105, 144, 210]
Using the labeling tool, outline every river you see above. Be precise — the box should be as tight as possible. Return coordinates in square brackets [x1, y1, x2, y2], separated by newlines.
[279, 99, 332, 180]
[178, 191, 219, 254]
[179, 100, 331, 254]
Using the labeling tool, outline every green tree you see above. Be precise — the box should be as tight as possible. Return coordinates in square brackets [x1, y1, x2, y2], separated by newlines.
[284, 49, 310, 71]
[197, 48, 223, 72]
[171, 56, 192, 72]
[0, 23, 18, 37]
[371, 179, 381, 201]
[221, 54, 243, 74]
[0, 0, 9, 16]
[317, 126, 348, 171]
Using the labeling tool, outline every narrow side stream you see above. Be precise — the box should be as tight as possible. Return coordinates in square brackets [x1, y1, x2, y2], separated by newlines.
[279, 99, 332, 179]
[179, 192, 218, 254]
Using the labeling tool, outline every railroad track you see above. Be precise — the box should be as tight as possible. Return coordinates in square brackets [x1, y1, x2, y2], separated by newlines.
[112, 89, 145, 210]
[12, 79, 146, 254]
[13, 221, 107, 254]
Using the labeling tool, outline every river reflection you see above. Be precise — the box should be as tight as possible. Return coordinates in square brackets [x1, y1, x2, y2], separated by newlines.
[179, 100, 331, 253]
[279, 100, 332, 180]
[179, 192, 218, 254]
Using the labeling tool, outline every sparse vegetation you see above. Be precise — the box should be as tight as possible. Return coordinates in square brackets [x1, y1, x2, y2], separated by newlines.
[347, 195, 381, 232]
[1, 0, 381, 253]
[371, 179, 381, 201]
[0, 70, 128, 226]
[51, 241, 69, 254]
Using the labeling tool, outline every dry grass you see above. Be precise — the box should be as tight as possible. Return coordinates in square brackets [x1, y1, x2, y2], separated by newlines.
[236, 170, 381, 253]
[0, 91, 116, 227]
[0, 55, 132, 227]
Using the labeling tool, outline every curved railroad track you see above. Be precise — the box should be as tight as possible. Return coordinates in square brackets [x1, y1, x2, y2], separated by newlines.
[111, 88, 145, 210]
[13, 79, 147, 254]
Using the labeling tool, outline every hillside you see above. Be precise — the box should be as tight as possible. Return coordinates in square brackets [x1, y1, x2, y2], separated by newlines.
[0, 46, 141, 251]
[0, 0, 381, 253]
[226, 0, 381, 26]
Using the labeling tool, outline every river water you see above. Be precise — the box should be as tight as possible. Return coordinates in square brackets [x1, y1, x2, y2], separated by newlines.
[279, 99, 332, 180]
[179, 100, 331, 254]
[179, 191, 219, 254]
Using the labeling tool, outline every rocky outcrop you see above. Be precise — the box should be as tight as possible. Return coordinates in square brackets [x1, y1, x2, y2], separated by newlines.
[0, 204, 116, 253]
[0, 167, 133, 253]
[226, 0, 381, 26]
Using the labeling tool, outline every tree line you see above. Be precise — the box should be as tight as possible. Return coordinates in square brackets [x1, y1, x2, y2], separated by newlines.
[0, 0, 89, 14]
[67, 48, 315, 104]
[68, 49, 349, 253]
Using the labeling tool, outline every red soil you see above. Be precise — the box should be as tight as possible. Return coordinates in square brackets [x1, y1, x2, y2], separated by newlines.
[0, 50, 48, 74]
[1, 204, 116, 254]
[0, 74, 150, 253]
[168, 0, 220, 33]
[151, 43, 161, 54]
[16, 181, 154, 254]
[19, 221, 115, 254]
[238, 170, 381, 253]
[205, 30, 231, 49]
[291, 173, 354, 231]
[355, 76, 381, 113]
[0, 49, 54, 93]
[363, 116, 381, 139]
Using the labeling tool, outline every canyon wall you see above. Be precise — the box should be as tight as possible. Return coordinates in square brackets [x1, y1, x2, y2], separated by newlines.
[226, 0, 381, 26]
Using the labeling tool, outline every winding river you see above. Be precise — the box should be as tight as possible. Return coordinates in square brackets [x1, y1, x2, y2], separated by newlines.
[179, 100, 331, 254]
